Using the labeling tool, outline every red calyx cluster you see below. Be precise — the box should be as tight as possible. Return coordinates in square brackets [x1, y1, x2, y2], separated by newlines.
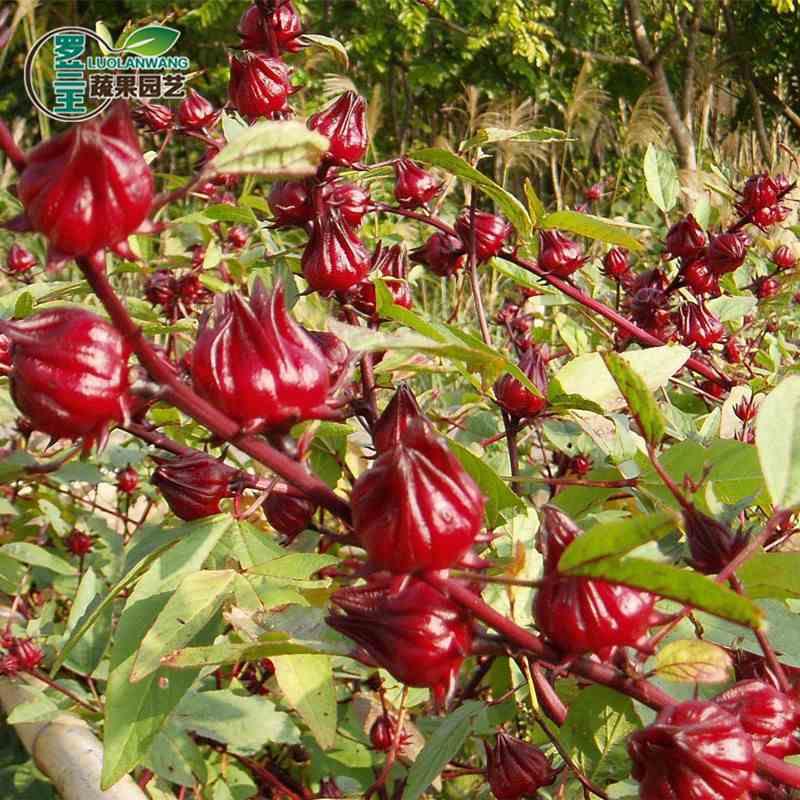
[534, 506, 657, 656]
[144, 269, 212, 320]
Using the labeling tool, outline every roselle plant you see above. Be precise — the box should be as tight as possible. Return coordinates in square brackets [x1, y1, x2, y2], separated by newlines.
[1, 3, 800, 800]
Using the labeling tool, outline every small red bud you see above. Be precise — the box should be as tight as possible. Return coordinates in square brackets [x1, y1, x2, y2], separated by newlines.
[602, 247, 629, 279]
[319, 181, 372, 228]
[153, 454, 237, 521]
[485, 732, 557, 800]
[306, 329, 351, 384]
[372, 384, 429, 453]
[664, 214, 707, 260]
[133, 102, 173, 133]
[301, 211, 371, 294]
[307, 91, 368, 166]
[755, 276, 780, 300]
[708, 231, 750, 275]
[675, 302, 724, 350]
[494, 345, 549, 419]
[681, 257, 719, 296]
[410, 232, 465, 277]
[228, 53, 292, 120]
[264, 490, 316, 542]
[269, 180, 313, 228]
[117, 467, 139, 494]
[538, 230, 586, 277]
[6, 244, 36, 274]
[771, 244, 796, 270]
[455, 209, 512, 262]
[12, 639, 44, 672]
[177, 89, 220, 131]
[65, 530, 94, 557]
[393, 158, 441, 208]
[348, 242, 412, 318]
[724, 338, 742, 363]
[682, 508, 747, 574]
[227, 225, 249, 250]
[585, 182, 604, 202]
[740, 173, 780, 213]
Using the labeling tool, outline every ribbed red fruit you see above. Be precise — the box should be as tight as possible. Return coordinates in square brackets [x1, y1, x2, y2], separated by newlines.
[485, 732, 557, 800]
[352, 419, 485, 573]
[538, 230, 586, 277]
[237, 1, 303, 53]
[152, 454, 237, 520]
[664, 214, 706, 260]
[410, 232, 465, 277]
[191, 282, 330, 432]
[675, 302, 724, 350]
[628, 701, 756, 800]
[228, 53, 292, 119]
[708, 232, 749, 275]
[269, 180, 312, 227]
[6, 244, 36, 274]
[307, 91, 367, 166]
[494, 345, 549, 419]
[264, 489, 316, 541]
[301, 211, 370, 294]
[394, 158, 440, 208]
[602, 247, 629, 279]
[16, 102, 153, 257]
[372, 384, 429, 453]
[2, 308, 131, 448]
[177, 89, 220, 131]
[455, 209, 511, 262]
[348, 242, 412, 318]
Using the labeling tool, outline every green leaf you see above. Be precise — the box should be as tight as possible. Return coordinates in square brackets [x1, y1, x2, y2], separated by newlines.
[0, 498, 17, 516]
[448, 440, 524, 527]
[62, 568, 113, 675]
[602, 351, 667, 446]
[122, 25, 181, 57]
[298, 34, 349, 69]
[0, 543, 76, 576]
[130, 570, 238, 683]
[147, 723, 208, 787]
[410, 147, 532, 238]
[0, 554, 26, 594]
[6, 697, 60, 725]
[523, 178, 546, 225]
[272, 654, 337, 750]
[248, 553, 338, 582]
[171, 690, 299, 755]
[552, 346, 690, 412]
[707, 295, 757, 323]
[756, 375, 800, 510]
[461, 126, 567, 151]
[541, 209, 644, 251]
[737, 552, 800, 599]
[558, 511, 678, 572]
[643, 144, 679, 213]
[14, 291, 33, 318]
[211, 120, 328, 178]
[653, 640, 733, 683]
[563, 556, 763, 629]
[101, 517, 231, 789]
[403, 701, 487, 800]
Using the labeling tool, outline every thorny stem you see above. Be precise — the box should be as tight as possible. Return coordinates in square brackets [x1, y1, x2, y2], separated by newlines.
[76, 257, 352, 523]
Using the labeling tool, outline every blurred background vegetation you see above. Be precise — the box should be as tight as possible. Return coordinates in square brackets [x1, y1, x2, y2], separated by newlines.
[1, 0, 800, 210]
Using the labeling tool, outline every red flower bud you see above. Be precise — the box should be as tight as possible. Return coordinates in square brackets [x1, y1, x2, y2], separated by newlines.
[16, 102, 154, 257]
[740, 173, 780, 213]
[12, 638, 44, 672]
[227, 225, 249, 250]
[675, 302, 724, 350]
[708, 231, 750, 275]
[700, 380, 726, 400]
[534, 510, 655, 655]
[327, 576, 472, 706]
[264, 489, 316, 541]
[455, 209, 512, 262]
[238, 1, 303, 53]
[664, 214, 706, 260]
[734, 398, 757, 422]
[272, 0, 304, 52]
[755, 276, 780, 300]
[602, 247, 629, 279]
[269, 180, 313, 227]
[538, 230, 586, 277]
[177, 89, 220, 131]
[144, 270, 178, 310]
[192, 282, 331, 431]
[628, 701, 755, 800]
[0, 653, 20, 677]
[571, 454, 593, 476]
[320, 181, 372, 228]
[177, 273, 212, 313]
[349, 242, 412, 318]
[715, 679, 800, 758]
[682, 508, 747, 574]
[724, 338, 742, 364]
[2, 308, 131, 447]
[152, 454, 237, 521]
[228, 53, 292, 119]
[306, 329, 351, 383]
[393, 158, 441, 208]
[301, 211, 371, 294]
[585, 182, 604, 202]
[6, 244, 36, 274]
[307, 91, 368, 166]
[494, 345, 549, 419]
[369, 714, 411, 753]
[772, 244, 796, 270]
[372, 384, 429, 453]
[133, 102, 173, 133]
[752, 203, 789, 229]
[352, 420, 485, 573]
[485, 732, 557, 800]
[65, 530, 94, 557]
[682, 256, 719, 296]
[117, 466, 139, 494]
[410, 232, 465, 277]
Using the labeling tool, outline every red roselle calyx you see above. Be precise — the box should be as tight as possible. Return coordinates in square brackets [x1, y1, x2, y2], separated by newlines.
[301, 211, 371, 294]
[306, 329, 351, 384]
[739, 173, 780, 213]
[65, 530, 94, 557]
[133, 102, 173, 133]
[494, 345, 549, 419]
[369, 714, 411, 753]
[1, 308, 131, 449]
[715, 679, 800, 758]
[269, 180, 313, 227]
[410, 231, 465, 277]
[11, 639, 44, 672]
[320, 181, 372, 228]
[264, 489, 316, 542]
[0, 334, 10, 369]
[537, 230, 587, 277]
[772, 244, 796, 270]
[755, 276, 780, 299]
[6, 244, 36, 274]
[372, 384, 429, 453]
[348, 242, 412, 318]
[237, 1, 304, 53]
[327, 576, 472, 707]
[192, 282, 331, 432]
[13, 102, 154, 259]
[628, 701, 756, 800]
[534, 508, 656, 656]
[602, 246, 629, 279]
[393, 157, 441, 208]
[152, 454, 237, 521]
[707, 231, 750, 275]
[485, 732, 557, 800]
[682, 257, 719, 297]
[455, 209, 512, 262]
[682, 508, 747, 575]
[675, 302, 724, 351]
[307, 91, 368, 166]
[228, 53, 292, 119]
[177, 89, 220, 131]
[117, 467, 139, 494]
[352, 419, 485, 573]
[664, 214, 706, 260]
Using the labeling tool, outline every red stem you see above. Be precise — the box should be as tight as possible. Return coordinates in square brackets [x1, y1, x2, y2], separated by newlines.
[0, 120, 26, 172]
[77, 258, 352, 523]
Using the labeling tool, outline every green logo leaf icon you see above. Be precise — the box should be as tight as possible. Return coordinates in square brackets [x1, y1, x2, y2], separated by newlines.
[122, 25, 180, 57]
